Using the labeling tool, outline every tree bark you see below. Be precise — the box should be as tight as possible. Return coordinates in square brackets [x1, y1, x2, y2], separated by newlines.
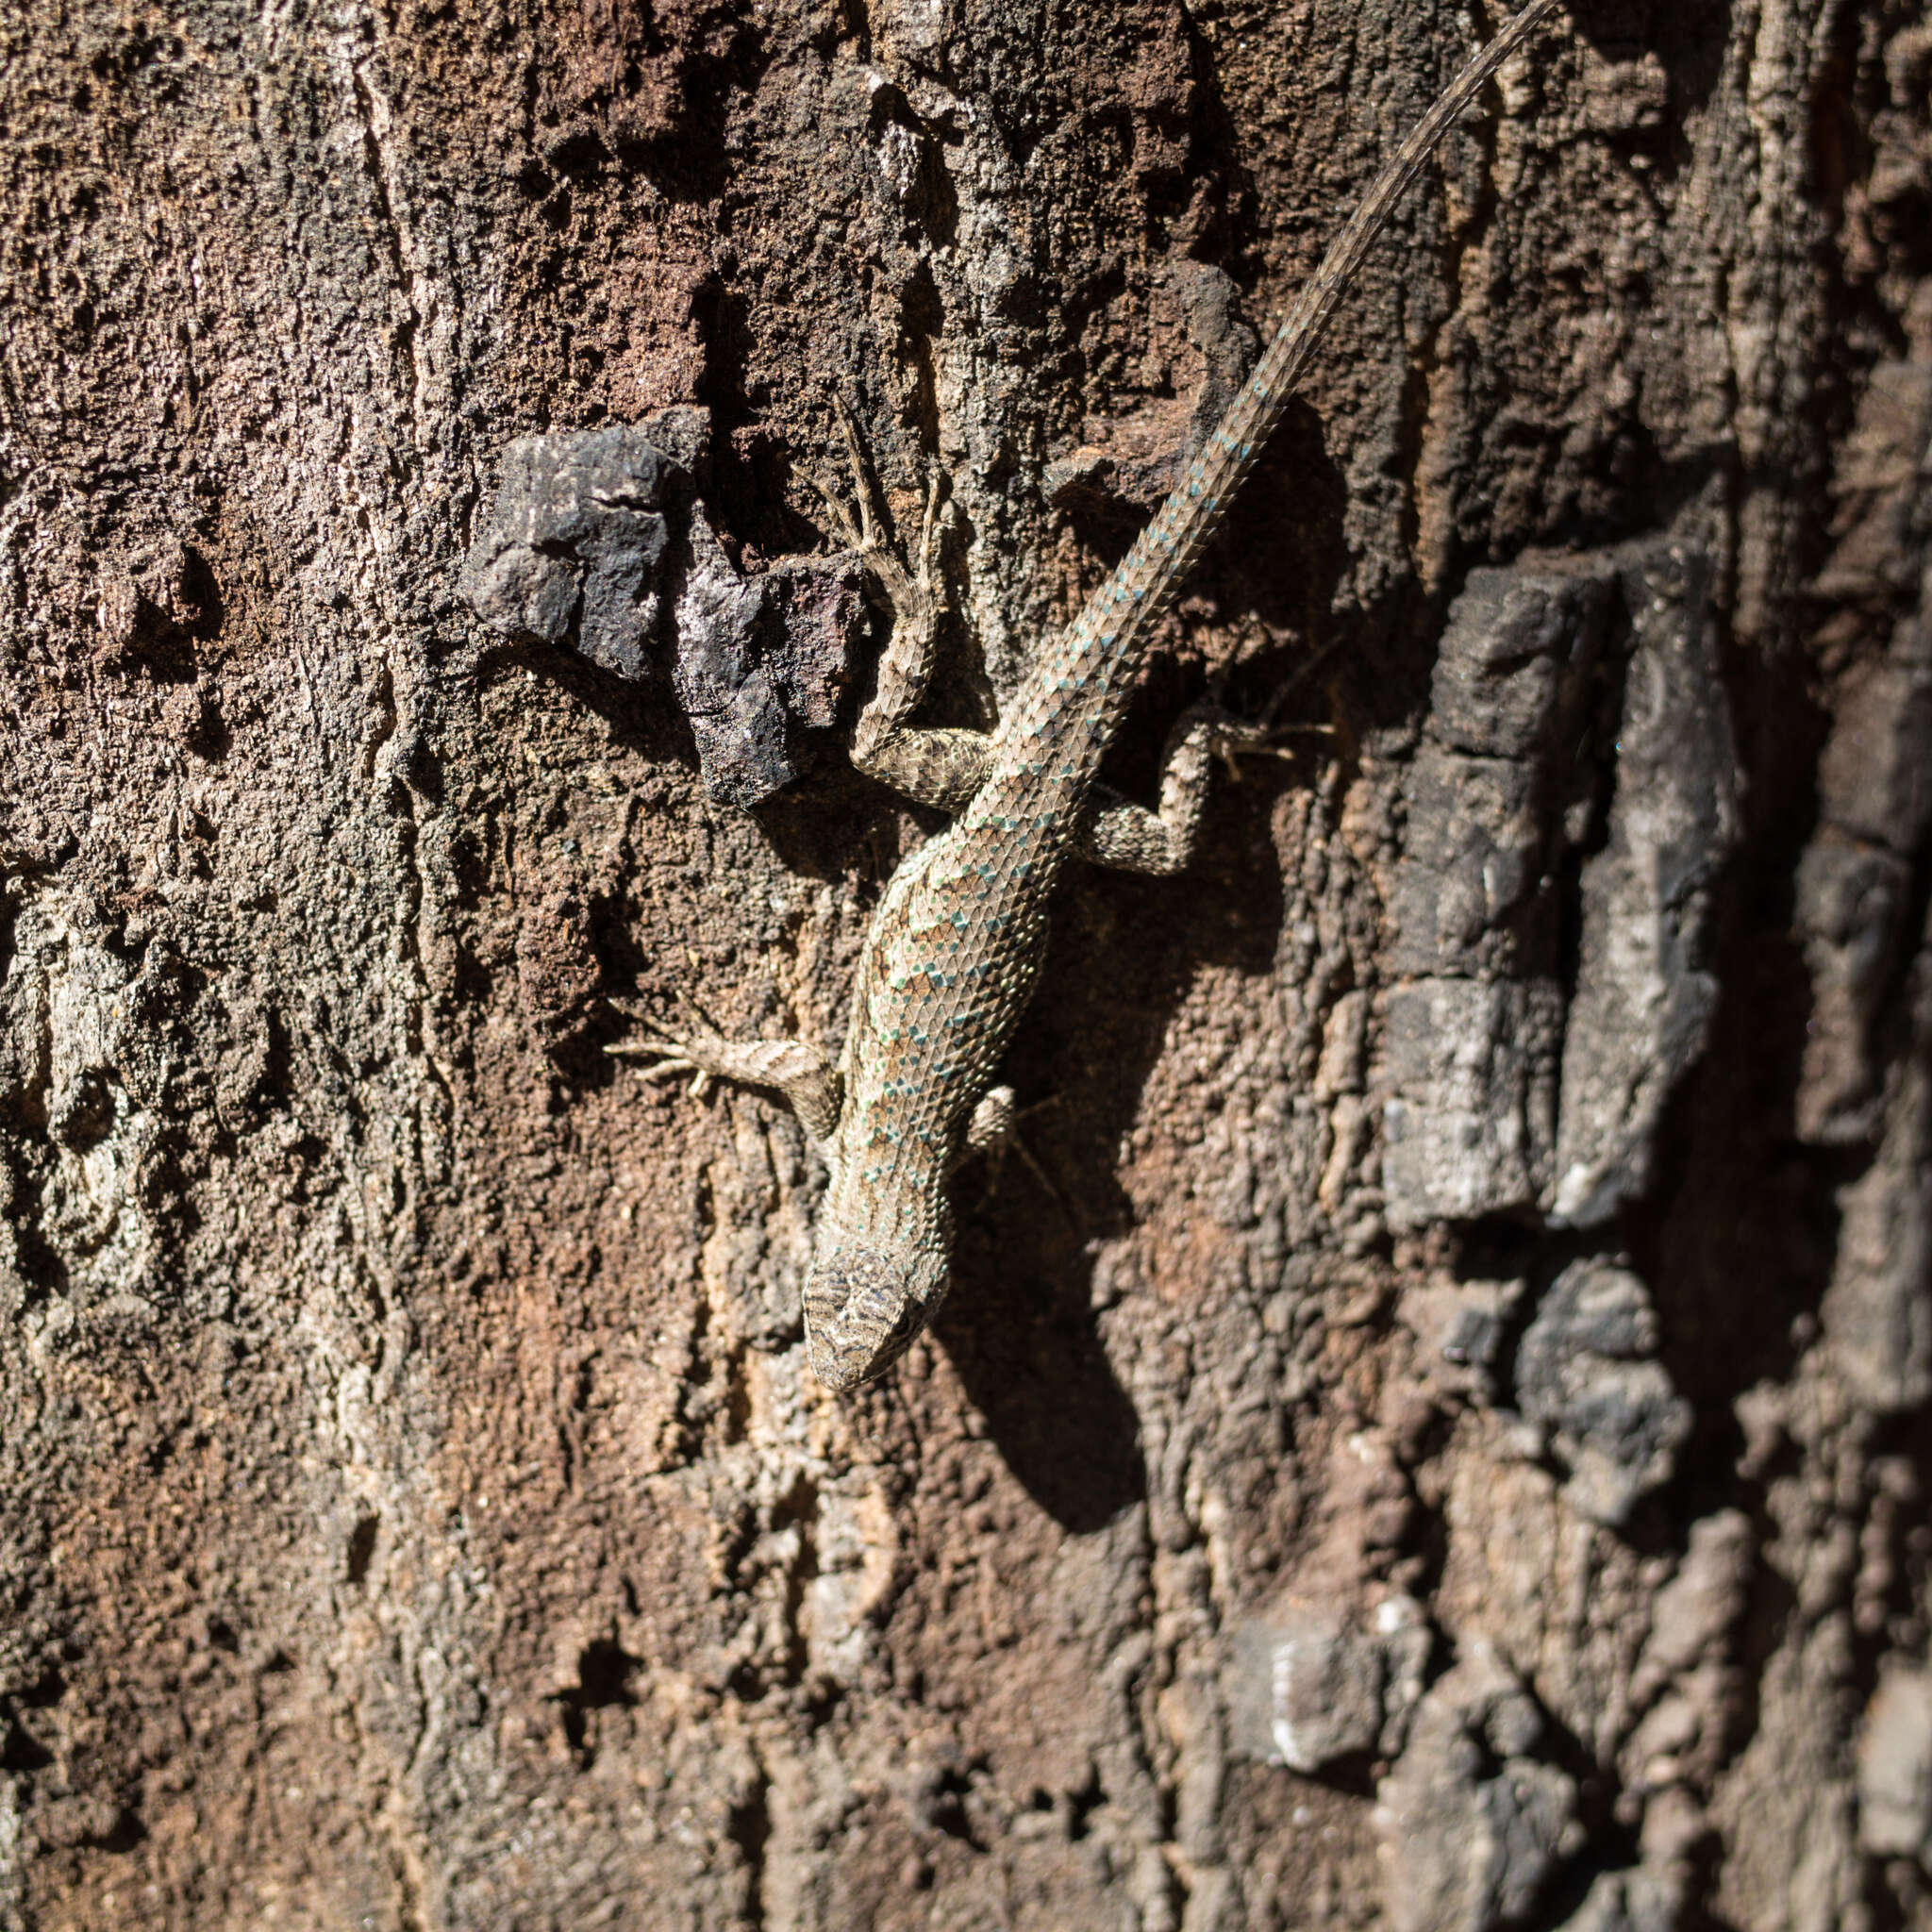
[3, 0, 1929, 1926]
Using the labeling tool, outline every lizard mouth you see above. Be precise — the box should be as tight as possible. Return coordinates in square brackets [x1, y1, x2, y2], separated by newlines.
[803, 1242, 948, 1392]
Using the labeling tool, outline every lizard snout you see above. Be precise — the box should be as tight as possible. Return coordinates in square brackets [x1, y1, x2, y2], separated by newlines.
[803, 1241, 948, 1392]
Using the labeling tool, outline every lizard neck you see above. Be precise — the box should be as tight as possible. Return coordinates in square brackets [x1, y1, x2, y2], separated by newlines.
[819, 1120, 956, 1295]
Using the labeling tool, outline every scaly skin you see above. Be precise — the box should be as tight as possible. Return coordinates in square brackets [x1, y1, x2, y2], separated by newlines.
[621, 0, 1567, 1391]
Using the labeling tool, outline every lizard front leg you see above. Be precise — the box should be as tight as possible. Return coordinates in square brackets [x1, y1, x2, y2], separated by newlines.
[607, 1003, 844, 1143]
[817, 398, 994, 814]
[1075, 701, 1281, 875]
[958, 1083, 1016, 1167]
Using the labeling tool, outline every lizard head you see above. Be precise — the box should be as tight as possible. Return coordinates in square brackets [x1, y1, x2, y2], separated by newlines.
[803, 1241, 949, 1392]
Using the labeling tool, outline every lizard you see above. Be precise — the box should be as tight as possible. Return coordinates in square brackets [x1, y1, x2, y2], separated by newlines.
[614, 0, 1568, 1392]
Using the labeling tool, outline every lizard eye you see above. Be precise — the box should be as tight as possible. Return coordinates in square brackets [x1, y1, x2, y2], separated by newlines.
[803, 1243, 948, 1392]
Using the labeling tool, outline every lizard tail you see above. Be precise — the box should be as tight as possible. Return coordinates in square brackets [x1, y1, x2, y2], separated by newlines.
[986, 0, 1567, 795]
[1256, 0, 1564, 402]
[1120, 0, 1568, 625]
[981, 0, 1568, 799]
[1165, 0, 1568, 588]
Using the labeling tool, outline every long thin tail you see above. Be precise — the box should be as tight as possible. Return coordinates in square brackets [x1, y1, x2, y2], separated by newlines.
[986, 0, 1564, 794]
[1143, 0, 1563, 594]
[1251, 0, 1562, 428]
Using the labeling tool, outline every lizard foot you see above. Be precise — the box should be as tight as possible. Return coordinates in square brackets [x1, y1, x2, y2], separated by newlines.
[814, 395, 986, 802]
[605, 997, 731, 1098]
[811, 393, 943, 622]
[607, 996, 842, 1140]
[1176, 680, 1322, 781]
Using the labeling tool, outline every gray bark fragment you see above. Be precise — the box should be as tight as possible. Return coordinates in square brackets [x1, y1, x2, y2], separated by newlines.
[1549, 541, 1740, 1226]
[462, 415, 860, 808]
[1382, 979, 1562, 1225]
[1381, 562, 1610, 1227]
[1390, 747, 1556, 982]
[1224, 1595, 1431, 1773]
[460, 423, 691, 678]
[1428, 568, 1615, 767]
[668, 506, 791, 803]
[1374, 1643, 1582, 1932]
[1857, 1663, 1932, 1865]
[1552, 1868, 1680, 1932]
[1382, 537, 1740, 1235]
[1391, 564, 1611, 985]
[1513, 1259, 1691, 1527]
[670, 515, 863, 808]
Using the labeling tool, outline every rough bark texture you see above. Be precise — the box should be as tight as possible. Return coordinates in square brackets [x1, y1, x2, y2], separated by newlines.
[3, 0, 1930, 1926]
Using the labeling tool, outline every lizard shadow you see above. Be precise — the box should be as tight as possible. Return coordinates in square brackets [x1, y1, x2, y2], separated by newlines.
[925, 410, 1357, 1533]
[933, 663, 1306, 1535]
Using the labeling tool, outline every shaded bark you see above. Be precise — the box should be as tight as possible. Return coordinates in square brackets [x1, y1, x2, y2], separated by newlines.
[2, 0, 1929, 1926]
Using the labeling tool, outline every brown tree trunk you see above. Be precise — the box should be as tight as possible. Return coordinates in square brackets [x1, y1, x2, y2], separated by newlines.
[4, 0, 1929, 1925]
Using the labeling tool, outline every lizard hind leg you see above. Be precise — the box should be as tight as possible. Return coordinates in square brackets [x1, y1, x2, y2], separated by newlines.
[956, 1085, 1072, 1216]
[815, 395, 994, 814]
[1076, 694, 1298, 876]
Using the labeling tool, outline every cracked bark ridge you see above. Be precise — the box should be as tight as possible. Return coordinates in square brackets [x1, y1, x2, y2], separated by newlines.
[1381, 529, 1740, 1233]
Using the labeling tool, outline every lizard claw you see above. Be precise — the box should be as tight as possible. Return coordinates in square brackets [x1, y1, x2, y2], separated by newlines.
[1174, 700, 1281, 781]
[809, 469, 865, 550]
[821, 391, 895, 566]
[811, 391, 951, 618]
[831, 392, 883, 552]
[606, 992, 844, 1140]
[1183, 680, 1330, 780]
[606, 997, 718, 1098]
[608, 1037, 695, 1073]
